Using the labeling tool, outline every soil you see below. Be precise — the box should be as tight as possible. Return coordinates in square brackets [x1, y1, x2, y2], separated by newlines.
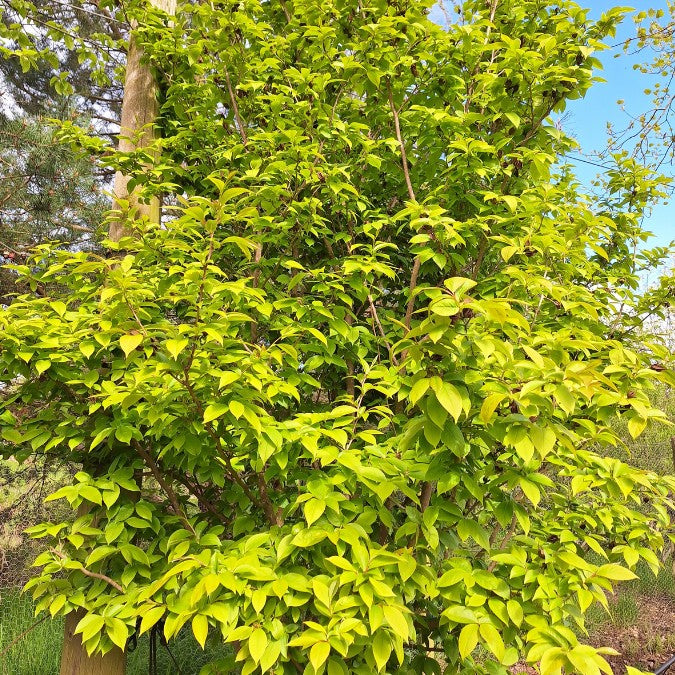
[591, 595, 675, 674]
[510, 595, 675, 675]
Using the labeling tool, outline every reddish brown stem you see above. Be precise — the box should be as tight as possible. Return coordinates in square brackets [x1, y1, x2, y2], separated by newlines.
[132, 440, 195, 534]
[52, 549, 123, 593]
[420, 481, 434, 512]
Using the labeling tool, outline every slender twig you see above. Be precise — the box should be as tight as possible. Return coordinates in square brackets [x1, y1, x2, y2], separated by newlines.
[132, 440, 195, 534]
[51, 549, 124, 593]
[388, 82, 423, 335]
[172, 370, 279, 526]
[388, 83, 416, 202]
[223, 65, 248, 146]
[472, 235, 488, 280]
[368, 293, 399, 366]
[0, 616, 47, 657]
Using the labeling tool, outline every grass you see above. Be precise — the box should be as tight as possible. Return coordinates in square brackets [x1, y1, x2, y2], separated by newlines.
[0, 588, 62, 675]
[603, 384, 674, 475]
[0, 589, 232, 675]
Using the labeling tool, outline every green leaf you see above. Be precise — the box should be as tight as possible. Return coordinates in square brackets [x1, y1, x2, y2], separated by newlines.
[204, 403, 229, 424]
[140, 607, 165, 635]
[627, 415, 647, 439]
[372, 631, 392, 671]
[430, 379, 463, 421]
[292, 528, 327, 547]
[540, 646, 567, 675]
[310, 642, 331, 671]
[397, 557, 416, 582]
[229, 400, 244, 419]
[519, 478, 540, 506]
[49, 594, 67, 617]
[479, 623, 505, 662]
[51, 300, 67, 317]
[408, 378, 429, 406]
[85, 546, 116, 566]
[480, 393, 505, 423]
[2, 428, 22, 443]
[383, 606, 408, 640]
[119, 333, 143, 358]
[114, 426, 134, 443]
[192, 614, 208, 649]
[74, 614, 105, 642]
[304, 498, 326, 526]
[166, 338, 189, 360]
[554, 384, 576, 415]
[249, 628, 268, 664]
[105, 522, 125, 544]
[457, 519, 490, 550]
[459, 623, 479, 660]
[106, 618, 129, 651]
[79, 485, 102, 505]
[506, 600, 523, 627]
[442, 605, 478, 624]
[596, 564, 638, 581]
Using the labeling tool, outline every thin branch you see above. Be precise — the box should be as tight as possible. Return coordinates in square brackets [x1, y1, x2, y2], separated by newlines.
[132, 440, 195, 534]
[368, 293, 399, 366]
[388, 81, 423, 335]
[173, 370, 279, 526]
[0, 616, 47, 657]
[388, 83, 416, 202]
[472, 234, 488, 280]
[51, 549, 124, 593]
[224, 65, 248, 146]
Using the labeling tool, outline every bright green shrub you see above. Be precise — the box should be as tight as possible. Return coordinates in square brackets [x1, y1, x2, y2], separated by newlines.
[1, 1, 674, 673]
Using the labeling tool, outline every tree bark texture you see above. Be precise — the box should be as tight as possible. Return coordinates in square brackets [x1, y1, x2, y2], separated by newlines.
[110, 0, 177, 240]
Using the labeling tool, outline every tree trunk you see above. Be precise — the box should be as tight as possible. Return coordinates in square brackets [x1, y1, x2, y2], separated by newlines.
[59, 1, 175, 673]
[110, 0, 177, 241]
[60, 611, 126, 675]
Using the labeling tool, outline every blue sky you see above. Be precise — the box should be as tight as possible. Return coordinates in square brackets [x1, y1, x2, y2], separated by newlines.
[429, 2, 674, 250]
[564, 1, 673, 249]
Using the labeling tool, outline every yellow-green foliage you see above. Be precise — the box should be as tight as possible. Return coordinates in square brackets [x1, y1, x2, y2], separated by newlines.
[0, 1, 674, 674]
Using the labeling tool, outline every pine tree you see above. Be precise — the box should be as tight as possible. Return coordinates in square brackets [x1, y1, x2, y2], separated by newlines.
[0, 113, 107, 304]
[0, 0, 123, 123]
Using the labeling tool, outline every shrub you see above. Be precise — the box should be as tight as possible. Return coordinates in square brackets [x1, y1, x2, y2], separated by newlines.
[1, 1, 674, 673]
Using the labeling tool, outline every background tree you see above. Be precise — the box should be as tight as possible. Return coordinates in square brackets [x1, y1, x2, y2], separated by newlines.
[605, 4, 675, 169]
[0, 0, 125, 305]
[0, 113, 107, 304]
[0, 0, 123, 124]
[1, 1, 674, 675]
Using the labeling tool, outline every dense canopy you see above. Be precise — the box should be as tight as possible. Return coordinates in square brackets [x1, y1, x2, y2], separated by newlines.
[0, 1, 673, 674]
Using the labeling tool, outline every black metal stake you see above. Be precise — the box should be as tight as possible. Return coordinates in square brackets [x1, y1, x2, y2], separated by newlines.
[655, 653, 675, 675]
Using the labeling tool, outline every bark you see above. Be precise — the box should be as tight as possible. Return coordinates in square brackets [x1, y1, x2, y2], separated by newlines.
[59, 1, 175, 673]
[60, 611, 126, 675]
[110, 0, 176, 240]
